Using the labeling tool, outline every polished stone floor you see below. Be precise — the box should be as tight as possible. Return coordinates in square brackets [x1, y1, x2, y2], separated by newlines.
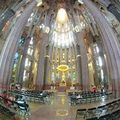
[30, 92, 76, 120]
[29, 91, 120, 120]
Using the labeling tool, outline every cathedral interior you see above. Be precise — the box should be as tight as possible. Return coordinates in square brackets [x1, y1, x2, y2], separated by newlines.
[0, 0, 120, 120]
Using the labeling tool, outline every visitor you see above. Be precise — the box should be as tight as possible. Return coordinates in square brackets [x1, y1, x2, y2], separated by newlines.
[16, 95, 30, 115]
[91, 85, 97, 93]
[10, 80, 15, 91]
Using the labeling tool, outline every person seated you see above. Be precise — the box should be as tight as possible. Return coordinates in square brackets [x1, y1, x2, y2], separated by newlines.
[71, 92, 77, 99]
[10, 82, 15, 91]
[41, 91, 48, 97]
[7, 95, 15, 107]
[76, 94, 82, 99]
[0, 91, 10, 106]
[15, 83, 22, 90]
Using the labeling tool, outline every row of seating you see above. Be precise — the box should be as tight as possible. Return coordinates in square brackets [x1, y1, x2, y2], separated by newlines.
[0, 91, 32, 120]
[0, 102, 15, 119]
[10, 90, 53, 103]
[68, 91, 110, 96]
[69, 91, 112, 105]
[76, 98, 120, 120]
[0, 93, 30, 119]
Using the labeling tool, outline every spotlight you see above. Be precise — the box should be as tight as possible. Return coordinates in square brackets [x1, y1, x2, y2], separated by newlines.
[36, 0, 43, 7]
[78, 0, 84, 4]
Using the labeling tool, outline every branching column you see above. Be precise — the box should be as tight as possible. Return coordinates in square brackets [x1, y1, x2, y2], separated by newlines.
[18, 37, 31, 84]
[75, 32, 89, 91]
[36, 33, 49, 89]
[83, 0, 120, 92]
[76, 44, 82, 85]
[0, 1, 37, 86]
[43, 45, 50, 89]
[72, 11, 89, 91]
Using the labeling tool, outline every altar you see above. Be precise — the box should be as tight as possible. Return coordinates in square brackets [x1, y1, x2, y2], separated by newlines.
[57, 64, 69, 87]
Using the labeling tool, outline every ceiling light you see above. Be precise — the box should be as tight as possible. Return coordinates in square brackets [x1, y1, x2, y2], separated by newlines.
[78, 0, 84, 4]
[36, 0, 43, 7]
[45, 27, 50, 33]
[56, 8, 68, 24]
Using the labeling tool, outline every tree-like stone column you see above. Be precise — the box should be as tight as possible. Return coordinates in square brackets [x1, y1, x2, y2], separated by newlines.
[72, 11, 89, 91]
[75, 32, 89, 91]
[83, 0, 120, 92]
[0, 1, 37, 86]
[36, 33, 49, 89]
